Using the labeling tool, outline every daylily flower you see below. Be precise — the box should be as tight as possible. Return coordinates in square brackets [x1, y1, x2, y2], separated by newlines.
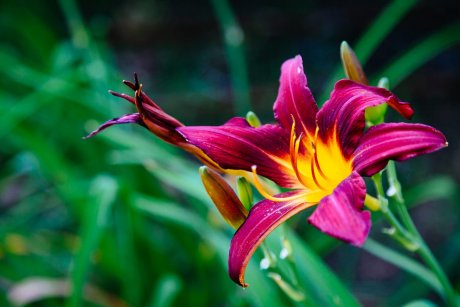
[87, 56, 447, 287]
[177, 56, 446, 286]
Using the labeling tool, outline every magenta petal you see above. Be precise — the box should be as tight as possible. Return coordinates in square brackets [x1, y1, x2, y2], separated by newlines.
[353, 123, 447, 177]
[178, 120, 300, 188]
[317, 80, 414, 158]
[308, 172, 370, 246]
[84, 113, 142, 139]
[273, 55, 318, 137]
[228, 191, 309, 287]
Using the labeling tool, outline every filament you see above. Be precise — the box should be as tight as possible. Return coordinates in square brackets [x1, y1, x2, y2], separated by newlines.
[251, 166, 305, 202]
[310, 155, 326, 190]
[292, 134, 312, 187]
[289, 119, 312, 187]
[310, 126, 330, 186]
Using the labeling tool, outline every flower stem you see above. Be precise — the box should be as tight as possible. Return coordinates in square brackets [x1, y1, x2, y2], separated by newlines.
[260, 241, 306, 302]
[385, 162, 457, 307]
[371, 173, 414, 247]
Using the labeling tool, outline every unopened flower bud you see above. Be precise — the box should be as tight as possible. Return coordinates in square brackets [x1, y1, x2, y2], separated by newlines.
[340, 41, 368, 85]
[199, 166, 248, 229]
[246, 111, 261, 128]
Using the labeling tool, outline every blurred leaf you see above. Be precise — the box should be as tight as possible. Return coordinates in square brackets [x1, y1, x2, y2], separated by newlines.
[363, 239, 442, 295]
[134, 194, 287, 307]
[404, 176, 458, 207]
[402, 299, 438, 307]
[147, 274, 183, 307]
[320, 0, 418, 102]
[68, 175, 118, 307]
[210, 0, 251, 115]
[273, 229, 361, 307]
[373, 22, 460, 87]
[112, 190, 144, 306]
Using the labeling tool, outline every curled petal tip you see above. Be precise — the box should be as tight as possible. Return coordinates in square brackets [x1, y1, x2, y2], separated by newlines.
[123, 80, 136, 90]
[83, 113, 142, 139]
[353, 123, 447, 176]
[388, 96, 414, 119]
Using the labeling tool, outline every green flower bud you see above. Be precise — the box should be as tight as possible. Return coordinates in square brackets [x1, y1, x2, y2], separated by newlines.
[246, 111, 261, 128]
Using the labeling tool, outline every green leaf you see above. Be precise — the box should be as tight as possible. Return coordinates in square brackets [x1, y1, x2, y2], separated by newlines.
[373, 22, 460, 87]
[68, 175, 117, 307]
[320, 0, 418, 102]
[402, 299, 438, 307]
[363, 239, 442, 295]
[134, 194, 288, 307]
[147, 274, 183, 307]
[210, 0, 251, 115]
[282, 229, 360, 307]
[404, 176, 458, 207]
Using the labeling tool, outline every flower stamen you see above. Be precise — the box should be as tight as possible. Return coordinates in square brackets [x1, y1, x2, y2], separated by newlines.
[289, 119, 314, 188]
[292, 134, 313, 187]
[310, 154, 326, 190]
[309, 127, 329, 190]
[251, 166, 305, 202]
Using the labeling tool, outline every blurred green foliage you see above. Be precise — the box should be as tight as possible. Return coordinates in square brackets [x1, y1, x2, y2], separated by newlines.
[0, 0, 459, 306]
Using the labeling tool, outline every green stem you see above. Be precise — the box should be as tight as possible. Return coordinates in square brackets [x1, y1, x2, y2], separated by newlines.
[279, 230, 302, 288]
[386, 162, 457, 307]
[260, 241, 305, 302]
[371, 173, 414, 246]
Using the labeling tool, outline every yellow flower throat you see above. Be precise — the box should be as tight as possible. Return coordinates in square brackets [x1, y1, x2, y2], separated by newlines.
[252, 121, 353, 204]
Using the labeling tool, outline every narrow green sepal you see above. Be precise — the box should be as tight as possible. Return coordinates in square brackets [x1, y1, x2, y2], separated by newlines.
[236, 176, 253, 209]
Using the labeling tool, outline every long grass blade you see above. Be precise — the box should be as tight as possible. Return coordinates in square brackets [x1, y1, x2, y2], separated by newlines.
[319, 0, 418, 102]
[363, 239, 442, 295]
[372, 22, 460, 87]
[210, 0, 252, 115]
[68, 176, 117, 307]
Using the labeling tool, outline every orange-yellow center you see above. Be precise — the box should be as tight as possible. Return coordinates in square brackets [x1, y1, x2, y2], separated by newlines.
[289, 123, 352, 203]
[250, 122, 352, 205]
